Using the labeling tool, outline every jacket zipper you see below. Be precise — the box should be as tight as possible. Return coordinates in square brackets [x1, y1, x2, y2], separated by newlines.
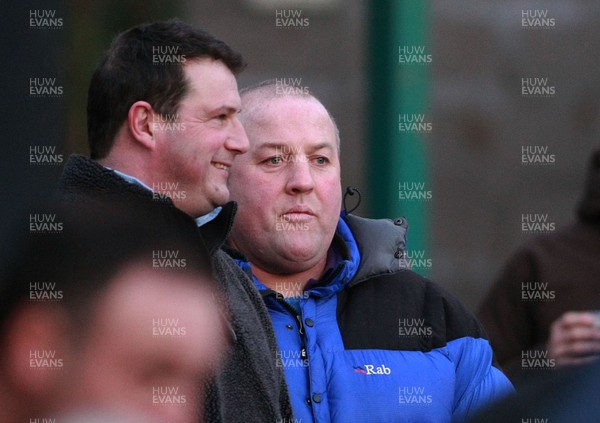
[279, 299, 308, 361]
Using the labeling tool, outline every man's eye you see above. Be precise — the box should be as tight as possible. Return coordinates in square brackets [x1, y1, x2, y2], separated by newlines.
[268, 156, 284, 165]
[315, 156, 329, 164]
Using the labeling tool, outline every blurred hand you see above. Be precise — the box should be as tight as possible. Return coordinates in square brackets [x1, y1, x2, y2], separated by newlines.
[548, 311, 600, 367]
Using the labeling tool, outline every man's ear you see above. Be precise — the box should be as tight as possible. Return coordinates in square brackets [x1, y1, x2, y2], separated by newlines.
[4, 304, 71, 398]
[127, 101, 157, 151]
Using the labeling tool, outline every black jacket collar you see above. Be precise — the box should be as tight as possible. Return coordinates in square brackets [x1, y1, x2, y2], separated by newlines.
[58, 154, 236, 254]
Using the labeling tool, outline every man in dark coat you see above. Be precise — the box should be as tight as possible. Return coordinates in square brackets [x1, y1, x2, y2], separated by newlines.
[478, 148, 600, 383]
[57, 19, 292, 423]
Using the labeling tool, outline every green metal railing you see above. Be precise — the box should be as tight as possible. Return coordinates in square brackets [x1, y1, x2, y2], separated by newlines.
[367, 0, 430, 275]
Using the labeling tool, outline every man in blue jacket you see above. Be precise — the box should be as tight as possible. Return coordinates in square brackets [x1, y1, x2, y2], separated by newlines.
[226, 80, 514, 422]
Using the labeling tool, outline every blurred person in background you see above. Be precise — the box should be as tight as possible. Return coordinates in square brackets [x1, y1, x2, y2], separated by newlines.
[225, 81, 513, 422]
[468, 360, 600, 422]
[57, 19, 292, 422]
[0, 201, 227, 423]
[478, 147, 600, 383]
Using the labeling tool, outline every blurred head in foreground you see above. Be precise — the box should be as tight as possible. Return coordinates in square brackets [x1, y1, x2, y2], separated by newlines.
[0, 199, 228, 423]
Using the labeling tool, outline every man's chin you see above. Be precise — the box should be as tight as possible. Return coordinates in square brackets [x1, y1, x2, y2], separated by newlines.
[209, 186, 230, 207]
[176, 191, 230, 217]
[280, 240, 326, 263]
[211, 194, 230, 210]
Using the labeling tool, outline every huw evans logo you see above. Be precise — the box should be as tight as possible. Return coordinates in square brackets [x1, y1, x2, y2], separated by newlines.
[521, 214, 555, 233]
[152, 386, 186, 404]
[353, 364, 391, 375]
[521, 419, 549, 423]
[521, 77, 555, 97]
[275, 78, 310, 95]
[399, 318, 433, 337]
[151, 114, 185, 131]
[398, 114, 432, 133]
[29, 282, 63, 302]
[29, 78, 63, 97]
[152, 46, 186, 64]
[521, 282, 555, 302]
[276, 349, 309, 368]
[29, 145, 63, 165]
[521, 350, 555, 370]
[274, 281, 310, 299]
[29, 9, 63, 29]
[521, 145, 555, 165]
[152, 318, 186, 337]
[273, 144, 309, 164]
[152, 250, 186, 268]
[521, 10, 555, 29]
[29, 214, 63, 233]
[398, 250, 433, 270]
[399, 386, 432, 404]
[29, 419, 57, 423]
[398, 45, 432, 64]
[276, 214, 309, 231]
[398, 182, 432, 202]
[275, 9, 309, 28]
[30, 350, 63, 369]
[152, 182, 187, 201]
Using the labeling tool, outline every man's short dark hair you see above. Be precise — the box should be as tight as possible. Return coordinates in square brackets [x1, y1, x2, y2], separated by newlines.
[87, 19, 246, 159]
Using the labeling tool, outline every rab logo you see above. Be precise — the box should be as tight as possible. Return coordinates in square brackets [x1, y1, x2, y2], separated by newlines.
[353, 366, 367, 374]
[353, 364, 391, 375]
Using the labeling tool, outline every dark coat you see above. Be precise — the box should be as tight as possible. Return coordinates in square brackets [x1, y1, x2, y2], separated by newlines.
[478, 149, 600, 383]
[57, 154, 293, 423]
[468, 361, 600, 423]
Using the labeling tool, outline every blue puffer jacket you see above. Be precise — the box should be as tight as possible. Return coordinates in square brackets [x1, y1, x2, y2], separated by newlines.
[234, 213, 514, 422]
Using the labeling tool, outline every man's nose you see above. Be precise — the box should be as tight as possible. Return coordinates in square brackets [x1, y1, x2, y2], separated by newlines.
[225, 117, 249, 154]
[285, 158, 314, 194]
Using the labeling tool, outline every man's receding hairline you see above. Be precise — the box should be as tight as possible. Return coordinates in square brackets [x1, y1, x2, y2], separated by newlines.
[239, 81, 341, 152]
[240, 82, 319, 108]
[241, 91, 324, 121]
[240, 94, 335, 136]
